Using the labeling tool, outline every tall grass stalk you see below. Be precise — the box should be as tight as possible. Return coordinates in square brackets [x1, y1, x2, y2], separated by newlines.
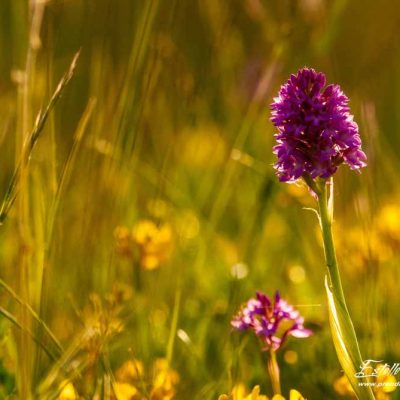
[16, 2, 46, 397]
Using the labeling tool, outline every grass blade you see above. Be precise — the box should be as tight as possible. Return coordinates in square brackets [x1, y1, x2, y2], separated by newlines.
[0, 278, 63, 355]
[0, 51, 80, 224]
[0, 307, 57, 362]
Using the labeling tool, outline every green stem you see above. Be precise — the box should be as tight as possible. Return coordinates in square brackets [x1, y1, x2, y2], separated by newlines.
[316, 181, 346, 307]
[267, 349, 281, 395]
[308, 178, 375, 400]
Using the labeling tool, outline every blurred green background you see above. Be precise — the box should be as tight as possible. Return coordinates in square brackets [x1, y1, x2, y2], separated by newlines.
[0, 0, 400, 398]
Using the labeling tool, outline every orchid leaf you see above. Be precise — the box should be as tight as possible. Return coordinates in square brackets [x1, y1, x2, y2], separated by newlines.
[325, 276, 375, 400]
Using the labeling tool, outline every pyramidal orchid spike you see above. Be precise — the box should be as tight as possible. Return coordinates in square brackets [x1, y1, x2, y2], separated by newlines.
[270, 67, 367, 183]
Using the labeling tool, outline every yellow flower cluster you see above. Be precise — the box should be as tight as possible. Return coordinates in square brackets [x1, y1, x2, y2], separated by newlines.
[218, 384, 305, 400]
[132, 221, 173, 270]
[334, 364, 397, 400]
[334, 202, 400, 272]
[113, 382, 140, 399]
[115, 220, 173, 270]
[115, 359, 144, 382]
[58, 382, 77, 400]
[149, 359, 180, 400]
[114, 358, 179, 400]
[81, 292, 125, 364]
[58, 358, 179, 400]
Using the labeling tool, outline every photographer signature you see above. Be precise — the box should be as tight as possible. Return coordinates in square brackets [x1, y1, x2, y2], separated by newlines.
[355, 360, 400, 378]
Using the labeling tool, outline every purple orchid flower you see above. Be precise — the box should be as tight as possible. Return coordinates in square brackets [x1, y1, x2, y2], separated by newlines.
[270, 67, 367, 183]
[231, 291, 312, 351]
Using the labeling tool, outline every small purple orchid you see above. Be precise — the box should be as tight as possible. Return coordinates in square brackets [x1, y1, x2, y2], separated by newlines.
[270, 67, 367, 183]
[231, 291, 312, 351]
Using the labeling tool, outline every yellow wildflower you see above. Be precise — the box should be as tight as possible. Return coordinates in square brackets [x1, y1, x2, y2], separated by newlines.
[332, 201, 400, 273]
[218, 385, 304, 400]
[333, 223, 391, 273]
[376, 204, 400, 240]
[218, 384, 268, 400]
[113, 382, 140, 400]
[333, 374, 354, 396]
[289, 389, 304, 400]
[334, 365, 397, 399]
[150, 358, 180, 400]
[81, 293, 124, 366]
[375, 364, 397, 399]
[58, 381, 77, 400]
[132, 220, 173, 270]
[113, 358, 179, 400]
[115, 360, 144, 383]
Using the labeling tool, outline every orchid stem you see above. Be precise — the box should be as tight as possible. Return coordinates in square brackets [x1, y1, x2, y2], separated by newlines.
[315, 179, 375, 399]
[267, 349, 281, 395]
[316, 181, 346, 307]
